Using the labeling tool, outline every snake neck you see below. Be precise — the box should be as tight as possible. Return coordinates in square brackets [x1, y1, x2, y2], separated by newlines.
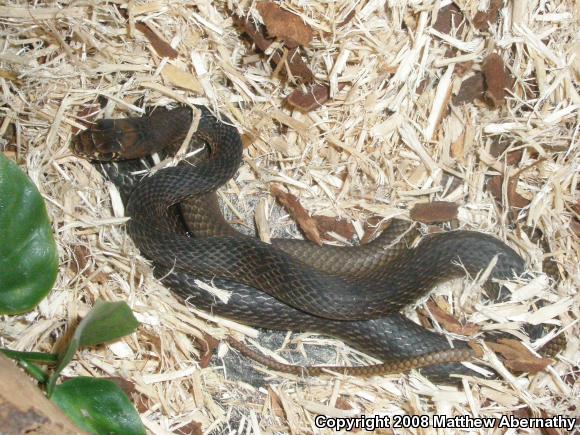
[126, 107, 243, 228]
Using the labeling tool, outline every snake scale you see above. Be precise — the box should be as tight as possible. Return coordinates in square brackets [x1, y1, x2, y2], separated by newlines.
[74, 105, 537, 383]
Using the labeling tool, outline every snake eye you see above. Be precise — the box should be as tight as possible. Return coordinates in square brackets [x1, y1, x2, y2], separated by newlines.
[72, 123, 125, 161]
[72, 132, 95, 158]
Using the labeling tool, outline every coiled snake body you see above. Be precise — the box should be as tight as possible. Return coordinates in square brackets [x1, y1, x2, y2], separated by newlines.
[74, 105, 532, 382]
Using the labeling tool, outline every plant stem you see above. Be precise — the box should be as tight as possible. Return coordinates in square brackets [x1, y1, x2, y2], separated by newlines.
[17, 359, 49, 384]
[0, 348, 58, 364]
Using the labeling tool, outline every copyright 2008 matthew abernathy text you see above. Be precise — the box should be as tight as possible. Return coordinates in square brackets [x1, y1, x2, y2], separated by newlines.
[314, 414, 576, 432]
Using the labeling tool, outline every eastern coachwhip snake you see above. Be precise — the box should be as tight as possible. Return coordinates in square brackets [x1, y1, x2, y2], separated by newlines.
[73, 105, 553, 382]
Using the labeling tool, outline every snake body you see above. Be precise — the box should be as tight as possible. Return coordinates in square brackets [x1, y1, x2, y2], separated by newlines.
[74, 105, 530, 382]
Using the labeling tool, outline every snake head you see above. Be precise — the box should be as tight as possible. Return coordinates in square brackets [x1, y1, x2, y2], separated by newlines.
[72, 119, 124, 161]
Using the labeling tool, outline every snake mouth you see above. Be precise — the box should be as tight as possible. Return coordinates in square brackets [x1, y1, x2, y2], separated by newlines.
[72, 131, 118, 161]
[71, 132, 95, 158]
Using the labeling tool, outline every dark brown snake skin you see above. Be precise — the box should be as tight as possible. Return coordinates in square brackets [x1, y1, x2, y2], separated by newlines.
[73, 105, 552, 382]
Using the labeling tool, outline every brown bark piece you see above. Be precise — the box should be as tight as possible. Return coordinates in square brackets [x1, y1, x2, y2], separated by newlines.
[312, 215, 355, 241]
[487, 339, 553, 373]
[135, 22, 178, 59]
[455, 61, 473, 77]
[70, 244, 91, 274]
[234, 15, 274, 51]
[287, 83, 346, 112]
[234, 16, 315, 83]
[433, 2, 465, 35]
[482, 53, 509, 107]
[102, 375, 152, 414]
[286, 84, 332, 112]
[487, 175, 531, 209]
[410, 201, 459, 224]
[256, 2, 313, 47]
[415, 78, 429, 95]
[540, 411, 568, 435]
[116, 6, 178, 58]
[278, 48, 315, 82]
[197, 333, 220, 369]
[424, 300, 481, 336]
[271, 185, 322, 245]
[0, 354, 84, 434]
[338, 9, 356, 28]
[176, 420, 204, 435]
[334, 396, 353, 410]
[453, 73, 485, 105]
[512, 407, 564, 435]
[486, 176, 508, 206]
[490, 140, 523, 165]
[473, 0, 503, 31]
[132, 391, 152, 414]
[505, 151, 523, 166]
[102, 376, 136, 397]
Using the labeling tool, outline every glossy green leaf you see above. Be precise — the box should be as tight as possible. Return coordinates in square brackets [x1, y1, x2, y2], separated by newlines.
[76, 300, 140, 347]
[51, 377, 146, 435]
[0, 153, 58, 314]
[47, 300, 140, 396]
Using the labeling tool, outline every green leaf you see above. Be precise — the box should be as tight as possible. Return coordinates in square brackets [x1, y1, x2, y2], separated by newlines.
[47, 300, 140, 396]
[76, 300, 140, 347]
[51, 377, 146, 435]
[0, 153, 58, 314]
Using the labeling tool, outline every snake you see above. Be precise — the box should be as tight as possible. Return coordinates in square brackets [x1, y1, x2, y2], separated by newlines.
[73, 104, 550, 382]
